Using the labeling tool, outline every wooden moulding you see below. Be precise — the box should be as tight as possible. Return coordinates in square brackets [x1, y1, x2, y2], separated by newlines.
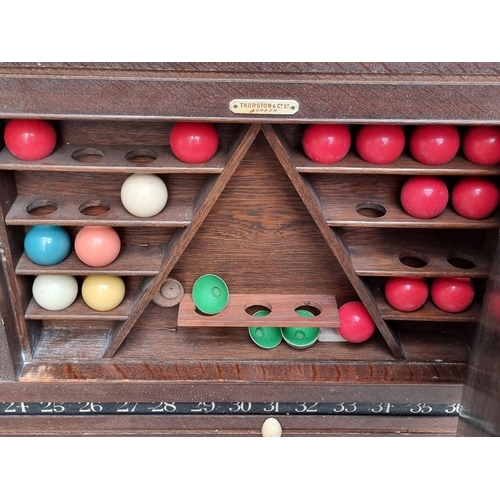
[5, 194, 193, 227]
[177, 294, 339, 328]
[0, 144, 226, 174]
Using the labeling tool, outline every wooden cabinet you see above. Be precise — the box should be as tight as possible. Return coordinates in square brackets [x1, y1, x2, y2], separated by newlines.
[0, 63, 498, 436]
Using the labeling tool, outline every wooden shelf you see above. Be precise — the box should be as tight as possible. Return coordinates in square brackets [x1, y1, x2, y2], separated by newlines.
[293, 149, 500, 176]
[25, 294, 136, 321]
[0, 144, 226, 174]
[377, 298, 481, 323]
[308, 175, 500, 228]
[370, 279, 481, 322]
[350, 244, 491, 278]
[31, 309, 471, 365]
[16, 245, 163, 276]
[177, 294, 339, 328]
[5, 194, 193, 227]
[262, 123, 496, 361]
[324, 203, 500, 229]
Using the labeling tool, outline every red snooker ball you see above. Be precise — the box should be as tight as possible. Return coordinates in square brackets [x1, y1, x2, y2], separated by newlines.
[4, 119, 57, 161]
[451, 177, 500, 219]
[430, 277, 475, 313]
[355, 124, 406, 164]
[302, 124, 351, 164]
[400, 176, 449, 219]
[384, 276, 429, 312]
[409, 125, 460, 165]
[462, 126, 500, 166]
[338, 301, 376, 343]
[170, 122, 219, 164]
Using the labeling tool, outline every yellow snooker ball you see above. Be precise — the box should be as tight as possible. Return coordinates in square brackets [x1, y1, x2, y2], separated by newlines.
[82, 275, 125, 311]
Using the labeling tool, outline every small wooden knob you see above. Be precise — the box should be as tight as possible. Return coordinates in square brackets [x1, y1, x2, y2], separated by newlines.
[261, 417, 282, 437]
[152, 278, 184, 307]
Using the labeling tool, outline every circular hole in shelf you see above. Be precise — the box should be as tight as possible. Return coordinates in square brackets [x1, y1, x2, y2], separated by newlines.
[71, 148, 105, 163]
[245, 302, 272, 316]
[399, 251, 429, 268]
[125, 149, 159, 165]
[26, 199, 58, 216]
[447, 252, 477, 270]
[293, 300, 322, 317]
[355, 202, 387, 218]
[79, 200, 111, 216]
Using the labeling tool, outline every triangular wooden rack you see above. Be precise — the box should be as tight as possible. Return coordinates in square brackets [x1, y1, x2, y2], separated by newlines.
[2, 122, 492, 362]
[261, 124, 405, 359]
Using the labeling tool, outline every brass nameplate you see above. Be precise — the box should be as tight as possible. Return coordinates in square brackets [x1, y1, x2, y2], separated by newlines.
[230, 99, 299, 115]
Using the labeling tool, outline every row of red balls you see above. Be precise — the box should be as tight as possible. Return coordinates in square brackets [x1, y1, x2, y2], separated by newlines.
[336, 276, 476, 346]
[7, 119, 499, 168]
[385, 276, 475, 314]
[400, 176, 500, 220]
[2, 119, 220, 164]
[302, 123, 500, 166]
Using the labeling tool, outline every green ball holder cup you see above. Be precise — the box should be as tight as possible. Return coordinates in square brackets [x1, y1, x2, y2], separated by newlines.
[281, 309, 320, 349]
[192, 274, 229, 315]
[248, 310, 282, 349]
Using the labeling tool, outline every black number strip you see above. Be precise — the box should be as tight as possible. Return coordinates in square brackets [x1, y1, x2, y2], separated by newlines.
[0, 402, 461, 416]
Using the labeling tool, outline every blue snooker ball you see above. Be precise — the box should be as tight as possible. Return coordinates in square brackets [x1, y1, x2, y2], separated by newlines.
[24, 225, 72, 266]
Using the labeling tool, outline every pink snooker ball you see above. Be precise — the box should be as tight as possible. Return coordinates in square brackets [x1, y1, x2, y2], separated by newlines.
[338, 301, 376, 343]
[400, 176, 449, 219]
[384, 276, 428, 312]
[75, 226, 121, 267]
[430, 277, 475, 313]
[451, 177, 500, 220]
[302, 124, 351, 164]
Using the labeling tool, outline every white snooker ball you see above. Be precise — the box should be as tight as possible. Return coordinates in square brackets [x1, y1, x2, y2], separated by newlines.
[32, 275, 79, 311]
[261, 417, 282, 437]
[120, 173, 168, 217]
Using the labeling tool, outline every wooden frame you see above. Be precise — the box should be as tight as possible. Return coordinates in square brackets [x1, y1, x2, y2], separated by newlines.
[0, 63, 499, 436]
